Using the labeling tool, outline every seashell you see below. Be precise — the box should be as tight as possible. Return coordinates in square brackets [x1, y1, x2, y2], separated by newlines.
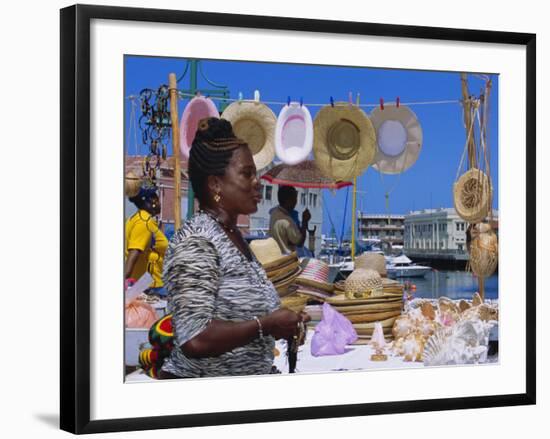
[459, 300, 472, 313]
[423, 318, 496, 366]
[461, 303, 499, 322]
[392, 315, 415, 339]
[472, 292, 483, 307]
[417, 319, 438, 339]
[421, 302, 436, 320]
[402, 333, 425, 362]
[438, 297, 460, 315]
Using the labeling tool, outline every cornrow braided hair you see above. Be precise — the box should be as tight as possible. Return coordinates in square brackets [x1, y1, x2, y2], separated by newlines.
[188, 117, 247, 204]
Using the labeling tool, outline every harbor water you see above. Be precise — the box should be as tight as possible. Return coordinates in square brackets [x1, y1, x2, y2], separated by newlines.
[403, 270, 498, 301]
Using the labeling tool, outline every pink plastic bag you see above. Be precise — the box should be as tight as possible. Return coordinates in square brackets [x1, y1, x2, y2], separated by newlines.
[311, 303, 358, 356]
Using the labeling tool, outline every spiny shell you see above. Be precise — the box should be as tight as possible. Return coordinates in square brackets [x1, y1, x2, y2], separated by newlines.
[421, 302, 436, 320]
[392, 315, 415, 339]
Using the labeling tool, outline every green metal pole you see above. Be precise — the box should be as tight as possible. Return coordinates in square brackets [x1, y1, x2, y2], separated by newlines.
[186, 60, 198, 219]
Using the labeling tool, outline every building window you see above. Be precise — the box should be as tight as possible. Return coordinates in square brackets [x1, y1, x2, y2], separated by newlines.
[300, 192, 306, 205]
[312, 193, 317, 207]
[265, 185, 272, 201]
[456, 222, 460, 231]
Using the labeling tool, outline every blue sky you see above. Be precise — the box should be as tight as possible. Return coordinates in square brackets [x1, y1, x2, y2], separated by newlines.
[125, 56, 498, 236]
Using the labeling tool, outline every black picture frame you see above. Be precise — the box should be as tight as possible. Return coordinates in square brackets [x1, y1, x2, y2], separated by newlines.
[60, 4, 536, 434]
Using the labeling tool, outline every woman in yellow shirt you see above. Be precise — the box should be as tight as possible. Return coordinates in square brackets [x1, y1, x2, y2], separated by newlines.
[125, 180, 168, 296]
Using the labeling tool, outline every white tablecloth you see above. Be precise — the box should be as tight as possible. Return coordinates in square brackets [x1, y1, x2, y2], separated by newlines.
[273, 328, 423, 373]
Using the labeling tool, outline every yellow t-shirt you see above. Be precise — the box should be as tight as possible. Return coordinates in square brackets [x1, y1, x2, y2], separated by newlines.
[125, 210, 168, 288]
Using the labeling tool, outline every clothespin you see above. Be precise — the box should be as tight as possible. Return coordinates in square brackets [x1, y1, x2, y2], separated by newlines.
[195, 91, 201, 97]
[348, 91, 353, 106]
[330, 96, 334, 107]
[287, 96, 291, 106]
[379, 98, 384, 110]
[300, 97, 303, 107]
[238, 91, 243, 102]
[254, 90, 260, 102]
[356, 93, 361, 106]
[396, 97, 400, 108]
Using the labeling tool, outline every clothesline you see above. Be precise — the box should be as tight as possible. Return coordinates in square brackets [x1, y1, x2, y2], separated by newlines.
[126, 92, 461, 108]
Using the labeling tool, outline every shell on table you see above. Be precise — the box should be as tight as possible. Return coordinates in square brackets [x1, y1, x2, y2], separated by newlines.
[392, 315, 416, 339]
[400, 333, 425, 362]
[423, 317, 496, 366]
[460, 303, 499, 322]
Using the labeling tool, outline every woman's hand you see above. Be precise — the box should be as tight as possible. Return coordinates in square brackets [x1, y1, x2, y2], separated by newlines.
[261, 309, 311, 340]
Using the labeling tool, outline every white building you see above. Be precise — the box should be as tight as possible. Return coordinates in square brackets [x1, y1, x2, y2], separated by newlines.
[404, 208, 498, 257]
[357, 213, 405, 246]
[250, 182, 323, 254]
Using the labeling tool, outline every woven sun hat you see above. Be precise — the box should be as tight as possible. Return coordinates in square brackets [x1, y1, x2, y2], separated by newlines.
[221, 101, 276, 171]
[453, 168, 493, 223]
[295, 258, 334, 293]
[125, 171, 142, 198]
[179, 96, 220, 159]
[369, 104, 423, 175]
[355, 253, 387, 277]
[275, 102, 314, 165]
[344, 268, 384, 300]
[313, 103, 376, 181]
[249, 238, 284, 266]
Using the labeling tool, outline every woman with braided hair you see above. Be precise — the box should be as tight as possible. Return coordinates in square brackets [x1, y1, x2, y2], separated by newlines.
[160, 117, 309, 378]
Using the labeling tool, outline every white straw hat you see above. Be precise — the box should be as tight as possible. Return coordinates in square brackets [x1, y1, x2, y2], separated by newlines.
[370, 104, 423, 174]
[275, 102, 313, 165]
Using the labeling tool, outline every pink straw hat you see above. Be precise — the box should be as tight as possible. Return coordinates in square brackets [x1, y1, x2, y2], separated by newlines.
[179, 96, 220, 159]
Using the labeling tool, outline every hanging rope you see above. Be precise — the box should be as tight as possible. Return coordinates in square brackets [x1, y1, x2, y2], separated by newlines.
[339, 186, 350, 249]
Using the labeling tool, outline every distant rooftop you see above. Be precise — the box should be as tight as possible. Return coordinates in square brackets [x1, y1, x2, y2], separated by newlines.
[357, 212, 405, 219]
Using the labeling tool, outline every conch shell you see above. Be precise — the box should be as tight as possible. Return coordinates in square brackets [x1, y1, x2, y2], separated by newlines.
[423, 318, 495, 366]
[401, 333, 425, 362]
[392, 315, 415, 339]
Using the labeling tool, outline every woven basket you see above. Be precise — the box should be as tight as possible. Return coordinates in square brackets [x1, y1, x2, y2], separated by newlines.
[125, 171, 142, 198]
[280, 294, 308, 313]
[453, 168, 493, 223]
[355, 253, 387, 277]
[469, 228, 498, 277]
[345, 268, 383, 299]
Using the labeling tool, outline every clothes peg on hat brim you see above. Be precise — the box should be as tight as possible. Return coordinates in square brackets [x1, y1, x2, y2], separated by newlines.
[254, 90, 260, 102]
[300, 97, 303, 107]
[356, 93, 361, 106]
[238, 91, 243, 102]
[330, 96, 334, 107]
[287, 96, 291, 106]
[396, 97, 400, 107]
[380, 98, 384, 110]
[348, 91, 353, 106]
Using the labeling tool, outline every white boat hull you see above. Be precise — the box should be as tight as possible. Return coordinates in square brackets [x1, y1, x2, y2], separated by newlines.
[387, 266, 431, 278]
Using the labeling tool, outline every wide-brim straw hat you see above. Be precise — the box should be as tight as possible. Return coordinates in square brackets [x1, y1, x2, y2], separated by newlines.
[370, 104, 423, 175]
[250, 238, 284, 266]
[179, 96, 220, 159]
[295, 258, 334, 293]
[345, 268, 384, 299]
[352, 316, 399, 336]
[313, 103, 376, 181]
[275, 102, 313, 165]
[453, 168, 493, 223]
[280, 293, 308, 313]
[326, 293, 403, 307]
[221, 101, 276, 172]
[355, 253, 387, 277]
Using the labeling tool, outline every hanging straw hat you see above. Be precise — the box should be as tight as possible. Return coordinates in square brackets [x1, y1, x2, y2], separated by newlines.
[344, 268, 384, 299]
[179, 96, 220, 159]
[274, 102, 313, 165]
[295, 259, 334, 293]
[355, 253, 387, 277]
[313, 103, 376, 181]
[221, 101, 276, 171]
[453, 168, 493, 223]
[370, 104, 423, 174]
[469, 225, 498, 278]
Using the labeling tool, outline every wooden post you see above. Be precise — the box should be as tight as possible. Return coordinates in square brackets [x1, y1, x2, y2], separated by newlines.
[351, 176, 357, 260]
[169, 73, 182, 230]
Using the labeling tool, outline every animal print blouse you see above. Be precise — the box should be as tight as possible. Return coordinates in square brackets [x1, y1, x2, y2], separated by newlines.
[161, 212, 281, 378]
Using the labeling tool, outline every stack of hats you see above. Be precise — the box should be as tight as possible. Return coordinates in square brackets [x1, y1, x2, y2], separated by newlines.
[249, 238, 301, 297]
[329, 253, 404, 343]
[294, 259, 335, 301]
